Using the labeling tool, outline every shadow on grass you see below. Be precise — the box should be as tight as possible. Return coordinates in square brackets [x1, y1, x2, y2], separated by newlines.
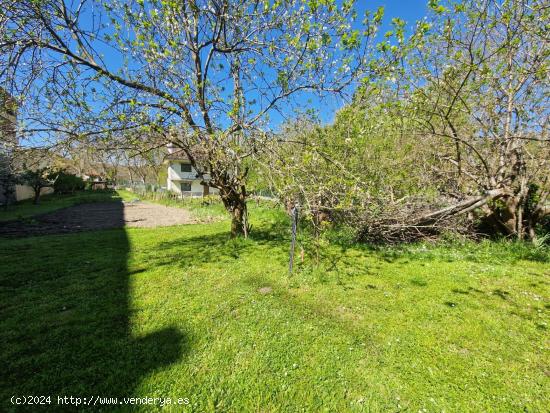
[363, 241, 550, 265]
[0, 201, 185, 411]
[0, 190, 123, 224]
[149, 224, 290, 270]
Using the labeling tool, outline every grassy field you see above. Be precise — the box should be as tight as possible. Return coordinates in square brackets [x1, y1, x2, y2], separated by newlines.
[1, 195, 548, 412]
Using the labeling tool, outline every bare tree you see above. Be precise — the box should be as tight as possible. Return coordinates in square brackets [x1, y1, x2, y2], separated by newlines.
[261, 0, 549, 243]
[402, 0, 550, 240]
[1, 0, 384, 236]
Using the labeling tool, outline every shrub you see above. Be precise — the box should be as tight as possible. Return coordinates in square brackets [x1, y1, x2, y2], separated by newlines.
[50, 171, 85, 194]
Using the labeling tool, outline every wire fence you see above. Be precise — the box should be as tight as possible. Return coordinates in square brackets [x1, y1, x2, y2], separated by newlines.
[118, 181, 276, 203]
[118, 182, 191, 203]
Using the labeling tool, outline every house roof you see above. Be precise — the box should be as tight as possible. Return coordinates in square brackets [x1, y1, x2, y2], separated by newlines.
[165, 149, 190, 161]
[164, 144, 210, 163]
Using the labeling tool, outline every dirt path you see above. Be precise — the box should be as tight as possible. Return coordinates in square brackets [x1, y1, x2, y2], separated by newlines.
[0, 201, 195, 237]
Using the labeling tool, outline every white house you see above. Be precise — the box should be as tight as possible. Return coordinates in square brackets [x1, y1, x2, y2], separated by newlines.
[165, 145, 218, 197]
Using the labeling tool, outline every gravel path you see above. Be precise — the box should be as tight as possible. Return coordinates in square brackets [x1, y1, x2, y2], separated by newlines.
[0, 201, 194, 237]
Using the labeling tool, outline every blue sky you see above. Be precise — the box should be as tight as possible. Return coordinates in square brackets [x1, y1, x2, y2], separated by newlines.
[359, 0, 428, 21]
[21, 0, 431, 144]
[307, 0, 429, 126]
[110, 0, 432, 130]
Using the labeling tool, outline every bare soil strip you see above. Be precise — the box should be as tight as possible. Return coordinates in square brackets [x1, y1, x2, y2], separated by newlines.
[0, 201, 194, 237]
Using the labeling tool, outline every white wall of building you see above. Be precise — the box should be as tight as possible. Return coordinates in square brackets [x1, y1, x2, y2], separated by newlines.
[167, 161, 218, 197]
[15, 185, 54, 201]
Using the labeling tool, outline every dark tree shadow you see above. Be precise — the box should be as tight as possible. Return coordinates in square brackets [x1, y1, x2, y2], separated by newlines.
[368, 242, 550, 265]
[0, 201, 185, 411]
[149, 225, 289, 270]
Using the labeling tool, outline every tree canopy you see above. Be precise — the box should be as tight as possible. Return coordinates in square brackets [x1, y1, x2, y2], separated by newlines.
[1, 0, 548, 240]
[1, 0, 391, 236]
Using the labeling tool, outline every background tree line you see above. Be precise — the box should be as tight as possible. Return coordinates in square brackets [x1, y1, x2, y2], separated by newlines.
[1, 0, 548, 240]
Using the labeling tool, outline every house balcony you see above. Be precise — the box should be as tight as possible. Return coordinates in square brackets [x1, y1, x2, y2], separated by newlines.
[177, 171, 199, 180]
[168, 168, 211, 181]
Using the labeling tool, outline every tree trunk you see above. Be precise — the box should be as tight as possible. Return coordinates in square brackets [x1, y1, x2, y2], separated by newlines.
[527, 217, 537, 241]
[526, 205, 550, 242]
[219, 184, 249, 238]
[230, 201, 248, 238]
[33, 188, 41, 205]
[499, 196, 519, 237]
[485, 191, 549, 241]
[417, 189, 505, 225]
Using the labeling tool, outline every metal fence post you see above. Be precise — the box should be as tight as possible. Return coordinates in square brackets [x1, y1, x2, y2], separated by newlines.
[289, 204, 299, 275]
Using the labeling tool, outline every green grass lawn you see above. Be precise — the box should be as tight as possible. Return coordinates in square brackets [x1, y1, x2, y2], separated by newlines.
[1, 199, 548, 412]
[0, 190, 132, 222]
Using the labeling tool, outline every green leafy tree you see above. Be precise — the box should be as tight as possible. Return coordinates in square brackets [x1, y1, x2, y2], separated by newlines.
[49, 170, 84, 194]
[261, 84, 438, 242]
[264, 0, 550, 242]
[1, 0, 386, 237]
[19, 168, 54, 204]
[401, 0, 550, 240]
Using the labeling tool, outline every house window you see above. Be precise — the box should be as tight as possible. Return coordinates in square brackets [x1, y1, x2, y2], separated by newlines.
[180, 181, 192, 192]
[180, 163, 192, 172]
